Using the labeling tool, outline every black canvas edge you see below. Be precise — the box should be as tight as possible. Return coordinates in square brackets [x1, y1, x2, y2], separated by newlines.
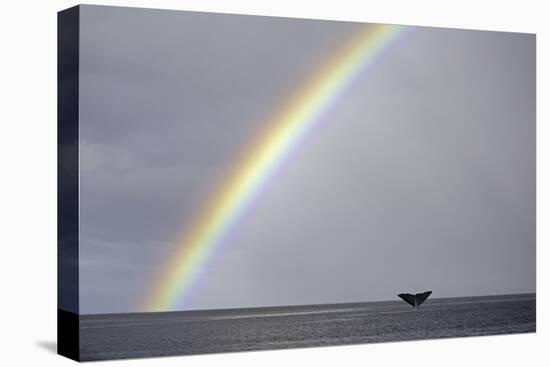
[58, 5, 81, 362]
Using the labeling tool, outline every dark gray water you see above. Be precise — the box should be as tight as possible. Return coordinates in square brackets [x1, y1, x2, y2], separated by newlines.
[79, 293, 535, 361]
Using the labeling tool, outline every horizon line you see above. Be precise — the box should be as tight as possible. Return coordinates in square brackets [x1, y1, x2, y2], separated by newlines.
[77, 292, 536, 316]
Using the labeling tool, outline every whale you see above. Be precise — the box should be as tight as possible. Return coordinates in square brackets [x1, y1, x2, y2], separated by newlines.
[398, 291, 432, 310]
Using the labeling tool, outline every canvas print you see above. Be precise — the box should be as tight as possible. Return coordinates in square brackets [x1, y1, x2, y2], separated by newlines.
[58, 5, 536, 362]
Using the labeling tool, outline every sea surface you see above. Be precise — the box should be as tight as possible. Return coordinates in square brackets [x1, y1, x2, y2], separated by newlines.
[79, 293, 535, 361]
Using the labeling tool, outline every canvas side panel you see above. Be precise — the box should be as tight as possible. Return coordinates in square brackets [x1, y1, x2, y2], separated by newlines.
[57, 5, 80, 362]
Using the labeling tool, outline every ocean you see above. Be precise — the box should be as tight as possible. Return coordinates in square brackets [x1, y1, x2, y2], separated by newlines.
[79, 293, 535, 361]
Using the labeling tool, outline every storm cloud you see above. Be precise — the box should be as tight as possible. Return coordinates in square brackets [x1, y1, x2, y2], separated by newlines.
[78, 6, 535, 314]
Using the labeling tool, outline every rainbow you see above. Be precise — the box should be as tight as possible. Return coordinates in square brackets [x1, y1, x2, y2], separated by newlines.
[144, 23, 403, 312]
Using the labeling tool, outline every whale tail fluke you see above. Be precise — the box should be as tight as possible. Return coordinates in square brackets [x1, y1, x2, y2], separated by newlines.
[398, 291, 432, 310]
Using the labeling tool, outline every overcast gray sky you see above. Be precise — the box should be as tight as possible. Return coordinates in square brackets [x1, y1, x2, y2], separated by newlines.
[78, 5, 535, 314]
